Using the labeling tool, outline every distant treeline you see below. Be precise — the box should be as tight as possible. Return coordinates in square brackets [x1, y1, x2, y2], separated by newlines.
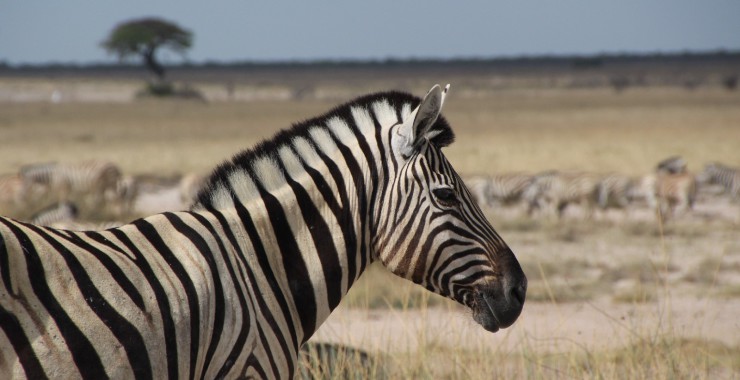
[2, 50, 739, 74]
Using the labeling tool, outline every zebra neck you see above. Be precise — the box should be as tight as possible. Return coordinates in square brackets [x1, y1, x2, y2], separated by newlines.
[209, 159, 374, 345]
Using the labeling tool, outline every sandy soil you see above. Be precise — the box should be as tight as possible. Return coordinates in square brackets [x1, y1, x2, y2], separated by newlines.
[310, 207, 740, 355]
[312, 296, 740, 353]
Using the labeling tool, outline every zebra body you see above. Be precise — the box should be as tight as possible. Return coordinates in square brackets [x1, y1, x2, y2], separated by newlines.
[29, 202, 79, 226]
[0, 86, 526, 379]
[46, 219, 125, 231]
[20, 161, 124, 220]
[0, 174, 57, 221]
[655, 172, 697, 218]
[697, 162, 740, 198]
[466, 173, 533, 208]
[524, 171, 601, 218]
[596, 173, 633, 209]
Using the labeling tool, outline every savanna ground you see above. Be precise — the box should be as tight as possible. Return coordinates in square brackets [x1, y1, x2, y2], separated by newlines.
[1, 65, 739, 378]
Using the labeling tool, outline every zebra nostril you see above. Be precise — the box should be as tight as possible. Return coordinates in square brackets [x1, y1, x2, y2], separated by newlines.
[509, 283, 526, 306]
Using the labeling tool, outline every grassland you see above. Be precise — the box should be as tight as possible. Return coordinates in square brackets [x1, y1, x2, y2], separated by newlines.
[2, 86, 739, 176]
[2, 78, 739, 378]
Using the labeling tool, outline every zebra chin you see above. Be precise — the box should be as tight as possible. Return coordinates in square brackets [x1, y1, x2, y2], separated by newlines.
[471, 279, 527, 333]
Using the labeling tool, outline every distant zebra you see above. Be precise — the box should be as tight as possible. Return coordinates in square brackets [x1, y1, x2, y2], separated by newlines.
[523, 171, 601, 218]
[19, 160, 123, 219]
[466, 173, 533, 208]
[627, 174, 659, 209]
[0, 174, 32, 219]
[655, 172, 697, 218]
[596, 173, 634, 210]
[29, 202, 78, 226]
[0, 85, 527, 379]
[697, 162, 740, 199]
[656, 156, 687, 175]
[0, 174, 56, 221]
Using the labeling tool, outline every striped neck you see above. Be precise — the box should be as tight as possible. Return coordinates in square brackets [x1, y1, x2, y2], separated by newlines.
[190, 92, 427, 343]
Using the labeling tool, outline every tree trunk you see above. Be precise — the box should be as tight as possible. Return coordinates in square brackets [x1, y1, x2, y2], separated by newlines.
[142, 48, 166, 81]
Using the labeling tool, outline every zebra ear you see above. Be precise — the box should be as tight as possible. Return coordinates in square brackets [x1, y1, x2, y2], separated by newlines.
[399, 84, 449, 156]
[412, 84, 445, 144]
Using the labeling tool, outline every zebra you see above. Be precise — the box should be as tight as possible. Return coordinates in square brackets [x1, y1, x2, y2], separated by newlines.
[655, 172, 697, 218]
[466, 173, 533, 208]
[696, 162, 740, 199]
[29, 202, 79, 226]
[0, 174, 57, 221]
[19, 160, 124, 220]
[596, 173, 634, 210]
[523, 171, 601, 218]
[656, 156, 687, 175]
[0, 85, 527, 379]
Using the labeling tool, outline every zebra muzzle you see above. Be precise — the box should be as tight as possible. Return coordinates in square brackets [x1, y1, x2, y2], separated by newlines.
[472, 266, 527, 332]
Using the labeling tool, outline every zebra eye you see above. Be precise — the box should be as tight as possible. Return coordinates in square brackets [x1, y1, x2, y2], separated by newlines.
[432, 187, 458, 206]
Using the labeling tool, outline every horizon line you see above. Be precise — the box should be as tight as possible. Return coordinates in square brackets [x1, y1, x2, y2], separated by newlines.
[2, 48, 739, 69]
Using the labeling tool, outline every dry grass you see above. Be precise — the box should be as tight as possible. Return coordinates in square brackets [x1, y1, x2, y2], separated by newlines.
[0, 99, 337, 175]
[2, 87, 739, 178]
[390, 337, 740, 379]
[3, 82, 740, 379]
[306, 296, 740, 379]
[442, 88, 740, 176]
[309, 216, 739, 378]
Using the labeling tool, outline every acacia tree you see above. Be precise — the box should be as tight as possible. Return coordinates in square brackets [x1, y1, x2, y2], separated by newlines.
[102, 18, 192, 81]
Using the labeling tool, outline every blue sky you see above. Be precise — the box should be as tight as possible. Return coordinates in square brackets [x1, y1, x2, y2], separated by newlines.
[2, 1, 739, 64]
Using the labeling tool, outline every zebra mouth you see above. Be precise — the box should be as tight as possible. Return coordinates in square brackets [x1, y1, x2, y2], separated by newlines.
[471, 281, 526, 333]
[472, 292, 502, 332]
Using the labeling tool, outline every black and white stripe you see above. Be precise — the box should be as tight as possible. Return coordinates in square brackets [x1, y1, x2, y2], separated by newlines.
[0, 85, 526, 379]
[523, 171, 601, 218]
[466, 173, 534, 208]
[19, 161, 124, 219]
[20, 161, 122, 198]
[29, 202, 79, 226]
[596, 173, 636, 210]
[698, 162, 740, 198]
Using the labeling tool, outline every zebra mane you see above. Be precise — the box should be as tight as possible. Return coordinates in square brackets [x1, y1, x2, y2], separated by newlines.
[193, 90, 455, 210]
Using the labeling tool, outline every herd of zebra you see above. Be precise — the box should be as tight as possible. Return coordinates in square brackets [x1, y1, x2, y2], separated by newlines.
[0, 85, 527, 378]
[5, 155, 738, 232]
[0, 161, 205, 230]
[465, 157, 740, 220]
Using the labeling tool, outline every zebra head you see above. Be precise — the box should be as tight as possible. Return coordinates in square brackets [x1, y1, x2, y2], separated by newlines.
[373, 85, 527, 332]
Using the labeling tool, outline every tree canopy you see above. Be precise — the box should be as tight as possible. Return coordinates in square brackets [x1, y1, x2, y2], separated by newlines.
[102, 18, 193, 80]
